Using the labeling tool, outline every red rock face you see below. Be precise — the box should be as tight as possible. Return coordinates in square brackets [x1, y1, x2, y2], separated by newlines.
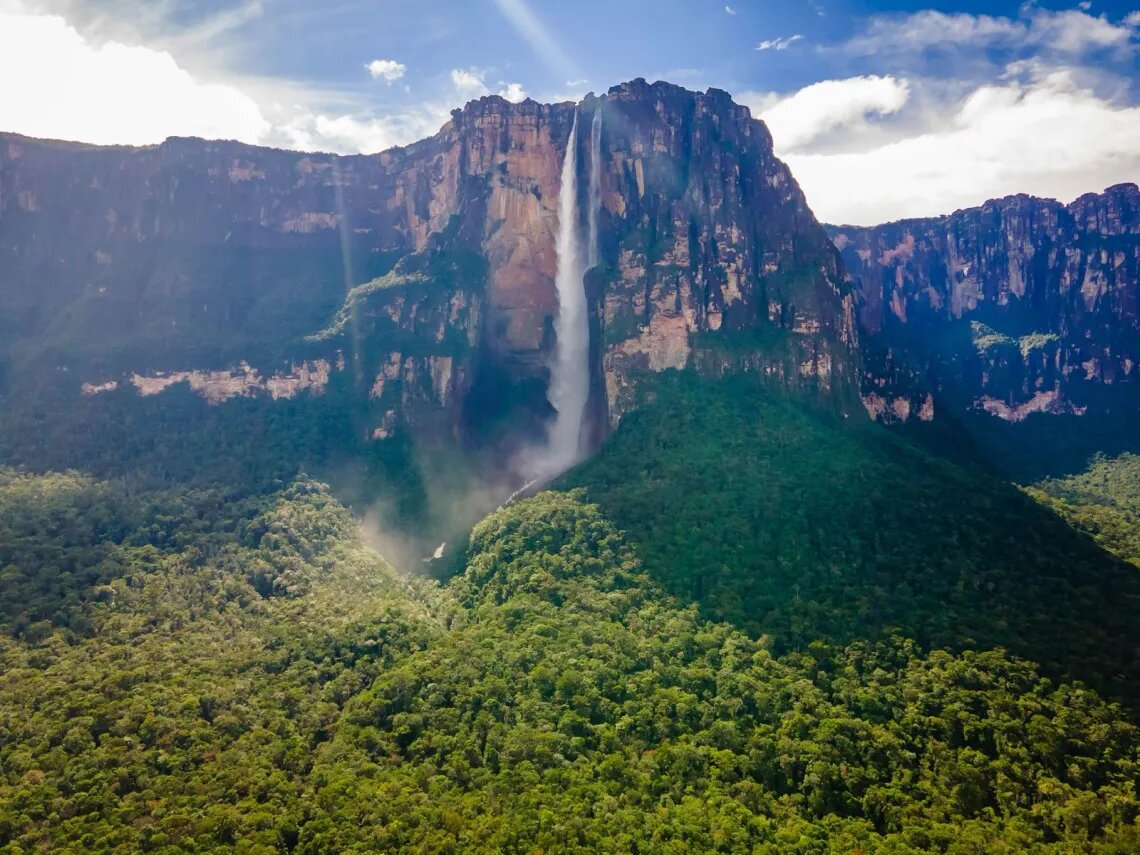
[0, 80, 859, 461]
[828, 185, 1140, 423]
[594, 81, 859, 422]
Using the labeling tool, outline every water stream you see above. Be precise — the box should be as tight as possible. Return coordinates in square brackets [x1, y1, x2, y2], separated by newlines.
[543, 111, 590, 476]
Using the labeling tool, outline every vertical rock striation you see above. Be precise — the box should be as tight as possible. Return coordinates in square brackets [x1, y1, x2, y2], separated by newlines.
[0, 80, 859, 478]
[828, 184, 1140, 423]
[591, 80, 859, 421]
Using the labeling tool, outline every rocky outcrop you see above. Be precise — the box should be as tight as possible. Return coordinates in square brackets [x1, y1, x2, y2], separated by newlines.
[828, 184, 1140, 422]
[124, 359, 334, 404]
[0, 80, 858, 475]
[587, 81, 858, 422]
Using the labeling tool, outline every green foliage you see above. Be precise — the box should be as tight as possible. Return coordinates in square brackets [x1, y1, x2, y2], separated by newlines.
[567, 372, 1140, 704]
[0, 464, 414, 640]
[309, 269, 432, 340]
[1019, 332, 1060, 359]
[4, 368, 1140, 852]
[308, 234, 487, 346]
[962, 322, 1059, 360]
[0, 476, 1137, 852]
[0, 472, 439, 853]
[0, 371, 445, 545]
[272, 493, 1140, 852]
[970, 321, 1016, 353]
[0, 468, 130, 637]
[1026, 453, 1140, 566]
[0, 231, 491, 554]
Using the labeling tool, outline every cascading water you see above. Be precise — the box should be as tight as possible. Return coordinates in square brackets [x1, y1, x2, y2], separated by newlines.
[587, 106, 603, 268]
[543, 112, 590, 476]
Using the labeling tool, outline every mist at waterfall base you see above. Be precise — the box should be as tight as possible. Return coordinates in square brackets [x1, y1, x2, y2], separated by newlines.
[514, 107, 603, 484]
[358, 109, 604, 571]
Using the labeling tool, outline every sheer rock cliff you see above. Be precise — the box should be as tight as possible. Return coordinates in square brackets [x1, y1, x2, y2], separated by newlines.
[0, 80, 857, 471]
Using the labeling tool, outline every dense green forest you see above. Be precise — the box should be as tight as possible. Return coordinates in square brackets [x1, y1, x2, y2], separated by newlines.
[566, 375, 1140, 704]
[2, 374, 1139, 852]
[1025, 454, 1140, 568]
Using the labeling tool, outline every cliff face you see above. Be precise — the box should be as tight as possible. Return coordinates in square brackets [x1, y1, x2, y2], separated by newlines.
[0, 79, 857, 474]
[589, 81, 857, 424]
[828, 184, 1140, 423]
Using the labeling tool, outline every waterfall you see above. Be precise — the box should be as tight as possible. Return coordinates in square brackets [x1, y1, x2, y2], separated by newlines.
[543, 112, 589, 475]
[587, 106, 603, 268]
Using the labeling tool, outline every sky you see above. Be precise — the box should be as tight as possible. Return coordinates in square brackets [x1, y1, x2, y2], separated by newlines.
[0, 1, 1138, 224]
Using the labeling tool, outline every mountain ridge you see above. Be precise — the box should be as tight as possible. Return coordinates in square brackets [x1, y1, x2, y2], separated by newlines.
[823, 182, 1137, 231]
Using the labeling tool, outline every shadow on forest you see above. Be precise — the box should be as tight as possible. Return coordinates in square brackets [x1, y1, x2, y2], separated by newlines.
[565, 373, 1140, 709]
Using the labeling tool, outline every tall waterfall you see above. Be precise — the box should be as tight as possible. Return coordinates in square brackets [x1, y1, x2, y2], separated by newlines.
[587, 106, 603, 268]
[543, 112, 589, 475]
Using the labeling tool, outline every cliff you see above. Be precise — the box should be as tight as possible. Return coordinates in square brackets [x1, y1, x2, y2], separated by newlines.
[0, 79, 857, 481]
[828, 184, 1140, 424]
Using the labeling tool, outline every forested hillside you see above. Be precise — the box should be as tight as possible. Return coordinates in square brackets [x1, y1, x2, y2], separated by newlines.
[1025, 454, 1140, 567]
[566, 375, 1140, 705]
[2, 378, 1139, 852]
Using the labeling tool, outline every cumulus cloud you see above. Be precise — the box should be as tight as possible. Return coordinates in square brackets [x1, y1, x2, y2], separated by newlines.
[768, 6, 1140, 223]
[499, 82, 527, 103]
[0, 11, 270, 145]
[449, 68, 527, 103]
[775, 69, 1140, 225]
[745, 76, 910, 151]
[0, 8, 506, 155]
[756, 34, 803, 51]
[367, 58, 405, 83]
[844, 7, 1138, 56]
[450, 68, 486, 95]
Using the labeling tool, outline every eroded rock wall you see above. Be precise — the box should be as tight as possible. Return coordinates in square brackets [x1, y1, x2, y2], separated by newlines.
[1, 80, 861, 473]
[594, 81, 859, 421]
[828, 184, 1140, 422]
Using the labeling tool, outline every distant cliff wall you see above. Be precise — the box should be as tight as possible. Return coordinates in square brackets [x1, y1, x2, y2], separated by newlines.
[828, 184, 1140, 423]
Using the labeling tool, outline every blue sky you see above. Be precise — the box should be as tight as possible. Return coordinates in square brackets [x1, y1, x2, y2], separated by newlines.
[1, 1, 1139, 222]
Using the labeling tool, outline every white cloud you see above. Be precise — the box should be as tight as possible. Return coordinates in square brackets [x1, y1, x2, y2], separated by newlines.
[746, 76, 910, 151]
[366, 58, 405, 83]
[271, 113, 397, 154]
[1032, 9, 1137, 53]
[1079, 2, 1092, 10]
[0, 9, 457, 155]
[450, 68, 486, 95]
[499, 82, 527, 103]
[0, 12, 269, 145]
[756, 34, 803, 51]
[844, 8, 1138, 56]
[777, 70, 1140, 225]
[449, 68, 526, 103]
[724, 5, 736, 15]
[1126, 11, 1140, 27]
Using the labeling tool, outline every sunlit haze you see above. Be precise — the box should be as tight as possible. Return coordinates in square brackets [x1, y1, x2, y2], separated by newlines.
[1, 0, 1138, 223]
